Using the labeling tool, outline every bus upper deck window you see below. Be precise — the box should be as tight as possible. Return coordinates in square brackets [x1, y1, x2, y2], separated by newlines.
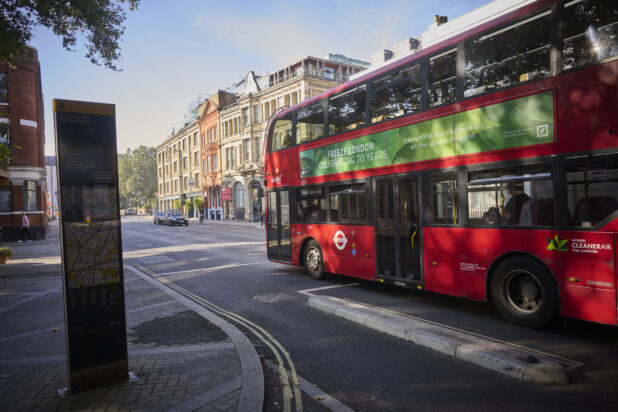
[270, 113, 293, 152]
[464, 10, 551, 97]
[296, 102, 324, 144]
[428, 49, 457, 107]
[563, 0, 618, 71]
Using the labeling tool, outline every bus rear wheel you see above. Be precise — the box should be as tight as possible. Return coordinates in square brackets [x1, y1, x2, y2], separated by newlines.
[304, 240, 325, 280]
[490, 257, 557, 328]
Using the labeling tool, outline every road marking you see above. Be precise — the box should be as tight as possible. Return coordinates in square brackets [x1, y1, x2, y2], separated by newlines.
[297, 283, 360, 297]
[134, 264, 303, 412]
[155, 261, 271, 277]
[263, 359, 353, 412]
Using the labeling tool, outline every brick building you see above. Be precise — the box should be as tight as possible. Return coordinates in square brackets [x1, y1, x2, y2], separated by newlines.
[197, 91, 235, 220]
[0, 49, 47, 241]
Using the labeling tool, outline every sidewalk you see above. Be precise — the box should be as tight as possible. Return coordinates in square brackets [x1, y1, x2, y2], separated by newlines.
[0, 221, 264, 411]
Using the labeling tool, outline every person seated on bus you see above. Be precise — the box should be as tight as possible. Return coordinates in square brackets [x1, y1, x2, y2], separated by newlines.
[483, 207, 501, 225]
[282, 133, 292, 148]
[503, 183, 531, 225]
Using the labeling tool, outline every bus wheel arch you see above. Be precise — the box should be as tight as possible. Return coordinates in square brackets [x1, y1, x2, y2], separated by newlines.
[486, 252, 559, 328]
[301, 238, 326, 280]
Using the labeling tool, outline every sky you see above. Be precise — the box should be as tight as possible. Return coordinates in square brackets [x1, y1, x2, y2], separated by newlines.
[30, 0, 491, 156]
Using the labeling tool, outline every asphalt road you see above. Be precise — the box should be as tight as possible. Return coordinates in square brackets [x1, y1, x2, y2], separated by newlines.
[121, 216, 618, 411]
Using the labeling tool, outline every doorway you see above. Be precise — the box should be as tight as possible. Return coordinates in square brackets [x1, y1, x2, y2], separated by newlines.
[375, 175, 422, 282]
[267, 189, 291, 262]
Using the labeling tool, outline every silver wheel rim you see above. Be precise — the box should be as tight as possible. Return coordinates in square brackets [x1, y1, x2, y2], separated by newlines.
[504, 270, 542, 314]
[307, 248, 321, 272]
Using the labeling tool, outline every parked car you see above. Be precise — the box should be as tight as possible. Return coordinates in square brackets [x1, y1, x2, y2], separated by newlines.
[125, 208, 138, 215]
[153, 211, 166, 224]
[163, 210, 188, 226]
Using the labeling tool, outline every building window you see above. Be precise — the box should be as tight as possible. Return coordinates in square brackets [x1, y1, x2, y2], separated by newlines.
[0, 179, 12, 212]
[206, 155, 211, 172]
[23, 180, 37, 211]
[0, 123, 9, 145]
[195, 172, 200, 187]
[183, 156, 187, 170]
[254, 138, 261, 163]
[212, 154, 218, 171]
[253, 105, 259, 123]
[242, 107, 250, 126]
[234, 182, 245, 208]
[243, 139, 250, 162]
[0, 72, 7, 103]
[194, 152, 198, 167]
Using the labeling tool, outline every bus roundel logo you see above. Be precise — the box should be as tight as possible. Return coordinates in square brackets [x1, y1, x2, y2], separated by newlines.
[333, 230, 348, 250]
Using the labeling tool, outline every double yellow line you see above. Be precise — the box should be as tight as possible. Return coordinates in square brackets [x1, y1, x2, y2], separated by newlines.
[133, 264, 303, 412]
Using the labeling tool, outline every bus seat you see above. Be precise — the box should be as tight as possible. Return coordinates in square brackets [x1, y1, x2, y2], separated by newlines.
[519, 198, 554, 226]
[574, 196, 618, 226]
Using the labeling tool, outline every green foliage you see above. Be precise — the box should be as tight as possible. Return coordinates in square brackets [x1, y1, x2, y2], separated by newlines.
[0, 247, 13, 258]
[0, 142, 21, 171]
[172, 199, 181, 210]
[193, 197, 204, 210]
[0, 143, 10, 170]
[118, 146, 156, 208]
[184, 199, 192, 210]
[0, 0, 140, 70]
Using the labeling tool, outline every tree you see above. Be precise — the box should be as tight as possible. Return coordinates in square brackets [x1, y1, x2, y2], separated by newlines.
[1, 0, 140, 71]
[117, 146, 156, 210]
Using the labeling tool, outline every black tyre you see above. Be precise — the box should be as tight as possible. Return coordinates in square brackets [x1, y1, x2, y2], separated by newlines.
[490, 257, 558, 328]
[304, 240, 325, 280]
[185, 221, 189, 226]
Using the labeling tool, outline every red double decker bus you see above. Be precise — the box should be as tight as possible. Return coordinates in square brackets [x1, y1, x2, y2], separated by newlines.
[264, 0, 618, 328]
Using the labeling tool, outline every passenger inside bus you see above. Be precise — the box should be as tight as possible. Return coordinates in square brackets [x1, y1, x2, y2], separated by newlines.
[503, 183, 531, 224]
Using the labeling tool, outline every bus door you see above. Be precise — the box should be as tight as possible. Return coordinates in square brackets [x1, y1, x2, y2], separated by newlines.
[267, 189, 291, 262]
[375, 175, 422, 283]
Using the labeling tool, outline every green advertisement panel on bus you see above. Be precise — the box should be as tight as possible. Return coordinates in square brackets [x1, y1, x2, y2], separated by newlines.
[300, 91, 555, 178]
